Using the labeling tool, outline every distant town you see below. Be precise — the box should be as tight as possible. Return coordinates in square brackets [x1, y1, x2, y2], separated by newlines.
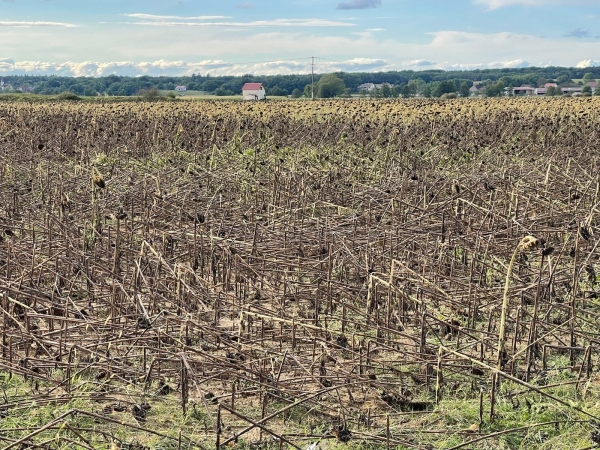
[0, 65, 599, 99]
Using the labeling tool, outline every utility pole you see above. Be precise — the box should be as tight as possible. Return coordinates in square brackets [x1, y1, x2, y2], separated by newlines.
[310, 56, 317, 100]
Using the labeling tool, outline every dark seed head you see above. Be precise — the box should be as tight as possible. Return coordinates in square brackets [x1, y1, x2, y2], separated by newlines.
[542, 247, 554, 256]
[93, 174, 106, 189]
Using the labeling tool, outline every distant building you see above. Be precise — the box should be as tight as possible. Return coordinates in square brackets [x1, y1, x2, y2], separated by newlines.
[175, 86, 187, 92]
[358, 83, 377, 92]
[358, 82, 391, 93]
[534, 83, 559, 96]
[511, 82, 593, 96]
[561, 87, 583, 95]
[469, 84, 486, 96]
[587, 81, 597, 94]
[242, 82, 266, 101]
[513, 85, 536, 96]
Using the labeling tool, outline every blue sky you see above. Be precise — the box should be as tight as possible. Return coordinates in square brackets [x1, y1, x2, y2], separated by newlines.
[1, 0, 599, 76]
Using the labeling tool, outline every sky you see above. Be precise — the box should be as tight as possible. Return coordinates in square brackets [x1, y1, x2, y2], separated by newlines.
[1, 0, 599, 77]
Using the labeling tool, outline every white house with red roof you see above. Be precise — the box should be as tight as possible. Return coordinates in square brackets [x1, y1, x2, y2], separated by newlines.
[242, 82, 266, 101]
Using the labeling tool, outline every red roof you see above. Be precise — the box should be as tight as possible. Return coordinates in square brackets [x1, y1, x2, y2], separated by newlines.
[242, 83, 263, 91]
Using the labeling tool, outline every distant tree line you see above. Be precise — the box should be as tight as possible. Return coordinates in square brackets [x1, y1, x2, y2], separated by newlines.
[1, 66, 599, 98]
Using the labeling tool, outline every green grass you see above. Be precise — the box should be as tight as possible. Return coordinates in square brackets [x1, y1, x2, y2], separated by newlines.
[2, 364, 599, 449]
[0, 371, 210, 449]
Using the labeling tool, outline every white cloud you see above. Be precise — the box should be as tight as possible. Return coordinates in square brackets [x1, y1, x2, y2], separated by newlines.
[331, 57, 389, 70]
[123, 14, 232, 20]
[441, 59, 530, 70]
[577, 59, 600, 68]
[2, 25, 599, 75]
[425, 31, 597, 69]
[429, 30, 530, 50]
[474, 0, 591, 9]
[0, 55, 542, 77]
[0, 21, 78, 27]
[128, 19, 355, 28]
[0, 57, 390, 77]
[475, 0, 547, 8]
[404, 59, 436, 67]
[497, 59, 531, 68]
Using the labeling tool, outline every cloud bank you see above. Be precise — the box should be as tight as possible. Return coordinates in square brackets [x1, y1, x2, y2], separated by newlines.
[474, 0, 551, 9]
[1, 27, 598, 76]
[474, 0, 591, 9]
[0, 58, 391, 77]
[127, 18, 354, 28]
[0, 20, 78, 27]
[577, 59, 600, 68]
[441, 59, 531, 70]
[121, 14, 354, 28]
[123, 14, 232, 20]
[404, 59, 437, 67]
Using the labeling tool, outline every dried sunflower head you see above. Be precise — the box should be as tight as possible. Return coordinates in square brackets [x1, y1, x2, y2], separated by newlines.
[518, 236, 540, 252]
[93, 173, 106, 189]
